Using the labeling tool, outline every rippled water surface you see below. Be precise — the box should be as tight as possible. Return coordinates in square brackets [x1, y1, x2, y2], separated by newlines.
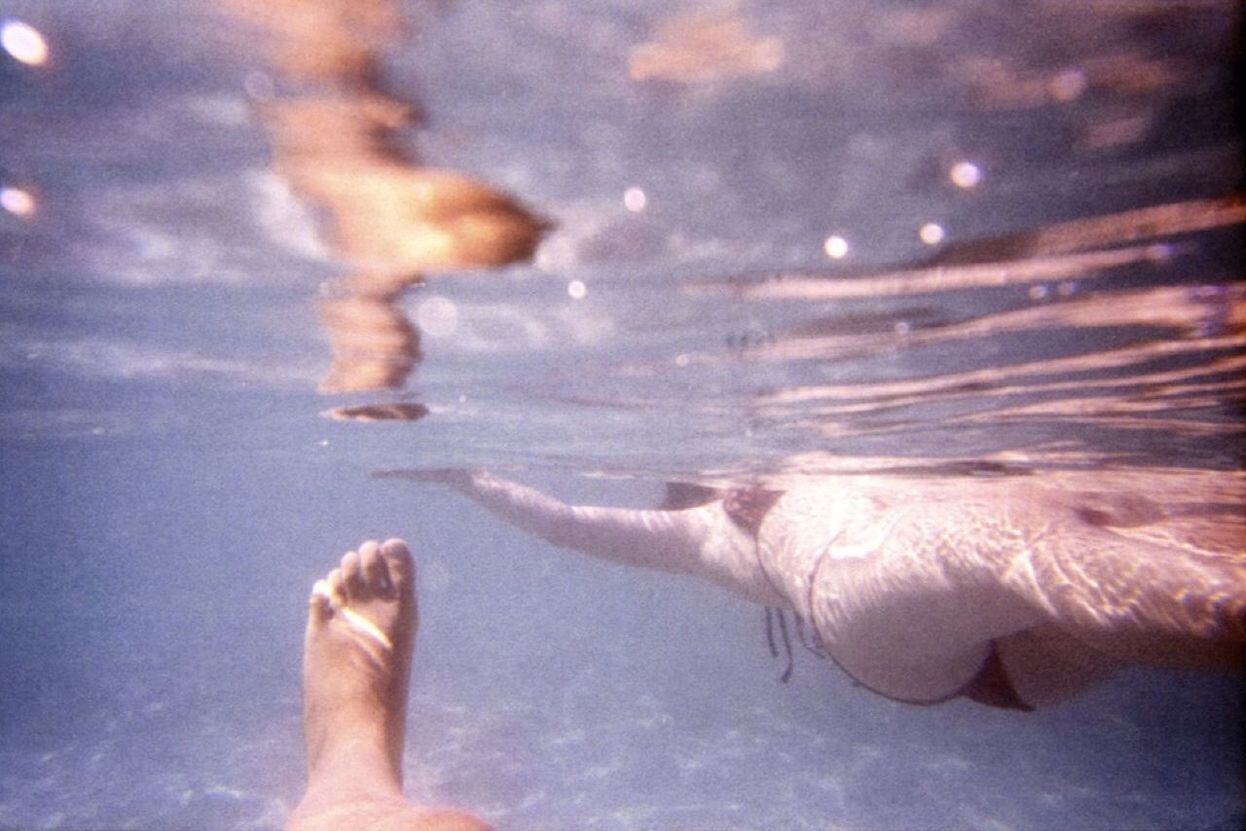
[1, 1, 1243, 829]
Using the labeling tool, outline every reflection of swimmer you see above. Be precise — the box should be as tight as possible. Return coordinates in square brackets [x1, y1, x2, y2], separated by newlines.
[262, 95, 550, 283]
[317, 293, 422, 394]
[380, 470, 1245, 710]
[628, 8, 784, 84]
[221, 0, 549, 397]
[925, 196, 1246, 266]
[322, 401, 430, 422]
[259, 95, 547, 398]
[220, 0, 402, 87]
[287, 538, 490, 831]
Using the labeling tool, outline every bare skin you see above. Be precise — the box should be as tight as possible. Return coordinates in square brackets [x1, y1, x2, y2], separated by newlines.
[285, 538, 491, 831]
[378, 469, 1246, 709]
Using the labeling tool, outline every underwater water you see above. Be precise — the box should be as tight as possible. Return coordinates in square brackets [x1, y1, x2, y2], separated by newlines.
[1, 0, 1243, 829]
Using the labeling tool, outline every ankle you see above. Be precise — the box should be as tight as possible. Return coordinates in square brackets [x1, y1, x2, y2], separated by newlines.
[307, 727, 403, 790]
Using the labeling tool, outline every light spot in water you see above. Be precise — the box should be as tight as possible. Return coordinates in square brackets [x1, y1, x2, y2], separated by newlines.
[918, 222, 945, 245]
[416, 295, 459, 337]
[948, 161, 982, 189]
[623, 187, 647, 213]
[1057, 281, 1077, 297]
[1048, 68, 1088, 102]
[1029, 284, 1050, 300]
[0, 186, 35, 217]
[568, 279, 587, 300]
[674, 353, 689, 367]
[894, 321, 911, 335]
[2, 20, 48, 66]
[823, 234, 849, 259]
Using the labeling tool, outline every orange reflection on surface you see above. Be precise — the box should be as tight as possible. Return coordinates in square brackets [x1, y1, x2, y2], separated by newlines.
[272, 148, 548, 278]
[758, 286, 1245, 421]
[317, 292, 421, 394]
[955, 50, 1187, 113]
[698, 197, 1245, 302]
[219, 0, 400, 86]
[1077, 111, 1153, 151]
[725, 283, 1245, 379]
[956, 56, 1074, 110]
[322, 402, 429, 422]
[629, 9, 783, 84]
[220, 0, 547, 401]
[711, 245, 1155, 302]
[681, 196, 1245, 459]
[934, 196, 1246, 262]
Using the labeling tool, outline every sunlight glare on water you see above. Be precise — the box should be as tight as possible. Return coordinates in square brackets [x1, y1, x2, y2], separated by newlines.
[0, 185, 36, 217]
[1, 19, 48, 66]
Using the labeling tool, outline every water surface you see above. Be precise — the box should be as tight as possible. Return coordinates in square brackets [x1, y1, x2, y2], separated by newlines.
[0, 1, 1242, 829]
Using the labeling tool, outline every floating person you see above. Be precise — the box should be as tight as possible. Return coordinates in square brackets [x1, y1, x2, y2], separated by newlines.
[286, 538, 490, 831]
[378, 469, 1246, 710]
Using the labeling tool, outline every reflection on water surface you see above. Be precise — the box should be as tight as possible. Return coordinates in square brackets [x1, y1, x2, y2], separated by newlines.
[223, 0, 547, 398]
[0, 0, 1242, 829]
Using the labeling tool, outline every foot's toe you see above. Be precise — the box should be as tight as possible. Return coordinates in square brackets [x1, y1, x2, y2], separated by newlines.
[360, 540, 392, 596]
[341, 547, 366, 600]
[325, 566, 348, 609]
[308, 579, 333, 629]
[380, 538, 414, 593]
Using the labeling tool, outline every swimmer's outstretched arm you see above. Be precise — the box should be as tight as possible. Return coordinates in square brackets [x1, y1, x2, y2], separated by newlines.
[375, 469, 786, 607]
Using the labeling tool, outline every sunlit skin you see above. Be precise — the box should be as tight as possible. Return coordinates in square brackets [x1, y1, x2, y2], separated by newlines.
[380, 470, 1245, 710]
[286, 539, 491, 831]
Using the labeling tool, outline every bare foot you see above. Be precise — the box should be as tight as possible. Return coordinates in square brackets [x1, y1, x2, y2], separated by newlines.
[286, 538, 490, 831]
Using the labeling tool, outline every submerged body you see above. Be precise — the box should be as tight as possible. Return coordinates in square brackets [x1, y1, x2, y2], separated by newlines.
[382, 469, 1245, 709]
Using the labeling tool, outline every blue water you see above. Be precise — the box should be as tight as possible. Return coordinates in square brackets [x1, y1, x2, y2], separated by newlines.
[1, 1, 1243, 829]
